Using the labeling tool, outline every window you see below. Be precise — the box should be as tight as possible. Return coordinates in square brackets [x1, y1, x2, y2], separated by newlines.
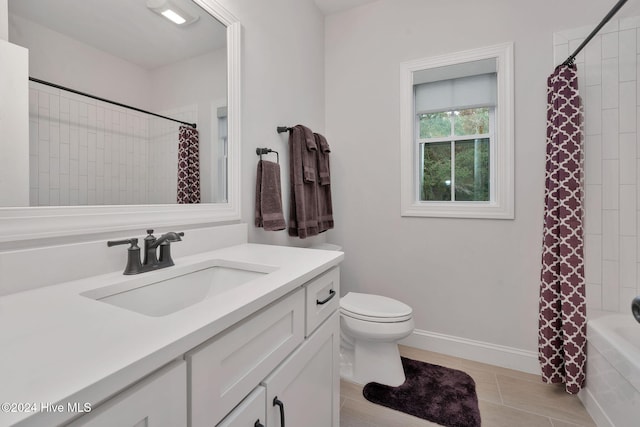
[400, 43, 514, 219]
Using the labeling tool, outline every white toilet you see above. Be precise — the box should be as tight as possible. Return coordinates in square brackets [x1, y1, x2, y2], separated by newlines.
[310, 243, 415, 387]
[340, 292, 414, 386]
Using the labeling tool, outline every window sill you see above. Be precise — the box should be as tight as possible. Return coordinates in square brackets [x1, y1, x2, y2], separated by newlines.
[401, 201, 514, 219]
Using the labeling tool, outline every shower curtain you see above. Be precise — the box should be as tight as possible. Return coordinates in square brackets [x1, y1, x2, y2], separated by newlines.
[538, 64, 586, 394]
[177, 125, 201, 204]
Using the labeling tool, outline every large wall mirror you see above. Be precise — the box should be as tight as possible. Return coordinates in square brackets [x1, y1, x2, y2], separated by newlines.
[0, 0, 241, 242]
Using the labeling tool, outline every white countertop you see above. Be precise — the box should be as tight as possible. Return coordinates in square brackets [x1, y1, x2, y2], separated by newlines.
[0, 243, 343, 427]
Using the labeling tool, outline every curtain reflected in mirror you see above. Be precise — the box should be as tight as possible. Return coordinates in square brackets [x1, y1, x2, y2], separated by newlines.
[7, 0, 228, 206]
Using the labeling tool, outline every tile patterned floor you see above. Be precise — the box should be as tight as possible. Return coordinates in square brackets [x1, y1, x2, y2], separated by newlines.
[340, 345, 597, 427]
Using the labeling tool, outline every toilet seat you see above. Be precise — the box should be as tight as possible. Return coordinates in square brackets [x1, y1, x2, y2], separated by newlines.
[340, 292, 413, 323]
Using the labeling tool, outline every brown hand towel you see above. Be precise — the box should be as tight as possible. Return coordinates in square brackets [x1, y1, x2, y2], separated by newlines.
[289, 126, 319, 238]
[255, 160, 286, 231]
[296, 124, 317, 183]
[314, 132, 331, 186]
[314, 133, 334, 233]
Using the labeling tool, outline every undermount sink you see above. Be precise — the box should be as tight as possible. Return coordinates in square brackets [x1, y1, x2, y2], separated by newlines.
[82, 260, 275, 316]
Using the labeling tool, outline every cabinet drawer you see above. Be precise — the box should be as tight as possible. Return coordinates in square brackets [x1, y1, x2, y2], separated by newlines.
[187, 289, 304, 427]
[68, 360, 186, 427]
[305, 267, 340, 336]
[217, 386, 265, 427]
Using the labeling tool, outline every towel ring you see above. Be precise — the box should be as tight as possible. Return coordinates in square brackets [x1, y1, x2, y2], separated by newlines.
[256, 147, 279, 164]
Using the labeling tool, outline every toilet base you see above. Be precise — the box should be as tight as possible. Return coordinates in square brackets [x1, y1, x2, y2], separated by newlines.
[340, 340, 406, 387]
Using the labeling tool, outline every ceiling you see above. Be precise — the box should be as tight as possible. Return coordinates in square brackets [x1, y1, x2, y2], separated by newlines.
[314, 0, 378, 15]
[8, 0, 226, 70]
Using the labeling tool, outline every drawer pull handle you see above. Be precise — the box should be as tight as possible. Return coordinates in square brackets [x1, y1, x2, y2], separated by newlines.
[273, 397, 285, 427]
[316, 289, 336, 305]
[254, 420, 264, 427]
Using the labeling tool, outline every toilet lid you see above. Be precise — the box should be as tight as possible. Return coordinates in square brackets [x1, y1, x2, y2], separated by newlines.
[340, 292, 412, 322]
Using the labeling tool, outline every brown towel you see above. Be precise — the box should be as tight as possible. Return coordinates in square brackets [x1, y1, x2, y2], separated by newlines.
[298, 124, 317, 183]
[314, 133, 334, 233]
[315, 132, 331, 186]
[255, 160, 286, 231]
[289, 125, 319, 238]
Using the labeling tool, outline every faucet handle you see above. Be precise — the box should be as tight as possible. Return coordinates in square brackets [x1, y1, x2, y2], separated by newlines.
[107, 238, 139, 248]
[107, 238, 143, 275]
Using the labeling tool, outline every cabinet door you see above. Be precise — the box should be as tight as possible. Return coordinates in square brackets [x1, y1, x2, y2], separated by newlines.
[263, 312, 340, 427]
[68, 360, 186, 427]
[217, 386, 266, 427]
[187, 289, 304, 427]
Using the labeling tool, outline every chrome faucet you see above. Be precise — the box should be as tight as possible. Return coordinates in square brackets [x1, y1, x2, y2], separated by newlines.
[108, 229, 184, 275]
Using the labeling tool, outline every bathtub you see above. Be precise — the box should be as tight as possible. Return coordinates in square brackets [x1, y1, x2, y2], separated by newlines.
[579, 312, 640, 427]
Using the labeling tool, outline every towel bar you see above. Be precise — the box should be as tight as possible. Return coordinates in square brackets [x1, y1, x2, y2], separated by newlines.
[256, 147, 279, 164]
[277, 126, 292, 133]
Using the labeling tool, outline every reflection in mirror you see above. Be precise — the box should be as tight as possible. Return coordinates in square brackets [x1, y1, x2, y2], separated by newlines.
[8, 0, 228, 206]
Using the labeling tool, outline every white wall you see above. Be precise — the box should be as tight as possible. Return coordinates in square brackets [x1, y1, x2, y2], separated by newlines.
[555, 18, 640, 315]
[215, 0, 327, 247]
[0, 0, 7, 41]
[149, 48, 227, 203]
[0, 39, 28, 207]
[324, 0, 618, 368]
[9, 15, 152, 110]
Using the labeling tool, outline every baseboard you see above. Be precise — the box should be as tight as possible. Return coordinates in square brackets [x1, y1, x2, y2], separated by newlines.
[578, 388, 613, 427]
[399, 328, 540, 375]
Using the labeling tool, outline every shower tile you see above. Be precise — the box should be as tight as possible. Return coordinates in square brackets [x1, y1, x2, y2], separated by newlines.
[585, 38, 602, 86]
[621, 236, 637, 288]
[602, 58, 619, 109]
[38, 174, 49, 206]
[619, 29, 637, 82]
[49, 158, 59, 189]
[602, 210, 619, 260]
[602, 32, 619, 59]
[601, 110, 619, 159]
[619, 133, 636, 184]
[602, 260, 620, 311]
[78, 146, 88, 176]
[586, 283, 603, 310]
[584, 86, 602, 135]
[585, 234, 603, 284]
[60, 147, 69, 176]
[38, 139, 49, 173]
[620, 287, 637, 312]
[584, 185, 602, 234]
[49, 189, 59, 207]
[59, 175, 69, 205]
[619, 83, 636, 132]
[602, 160, 619, 209]
[585, 134, 602, 184]
[619, 185, 636, 235]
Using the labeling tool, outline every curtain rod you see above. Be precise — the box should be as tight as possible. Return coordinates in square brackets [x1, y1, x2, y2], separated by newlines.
[29, 77, 197, 129]
[560, 0, 628, 67]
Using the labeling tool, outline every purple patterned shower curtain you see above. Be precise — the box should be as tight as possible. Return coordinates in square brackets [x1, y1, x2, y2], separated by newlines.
[538, 65, 586, 395]
[177, 125, 201, 204]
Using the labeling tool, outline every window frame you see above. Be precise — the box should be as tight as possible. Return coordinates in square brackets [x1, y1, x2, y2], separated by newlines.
[400, 43, 514, 219]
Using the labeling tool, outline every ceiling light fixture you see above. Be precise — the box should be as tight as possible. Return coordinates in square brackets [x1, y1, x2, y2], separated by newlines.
[146, 0, 199, 26]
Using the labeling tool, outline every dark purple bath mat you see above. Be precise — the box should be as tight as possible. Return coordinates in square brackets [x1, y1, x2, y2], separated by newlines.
[362, 357, 481, 427]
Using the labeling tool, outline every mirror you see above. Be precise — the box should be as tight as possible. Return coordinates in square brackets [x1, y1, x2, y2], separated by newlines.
[0, 0, 241, 242]
[8, 0, 228, 206]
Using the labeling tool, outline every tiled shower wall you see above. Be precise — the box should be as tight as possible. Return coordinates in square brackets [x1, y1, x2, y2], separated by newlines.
[554, 17, 640, 314]
[28, 83, 197, 206]
[29, 82, 150, 206]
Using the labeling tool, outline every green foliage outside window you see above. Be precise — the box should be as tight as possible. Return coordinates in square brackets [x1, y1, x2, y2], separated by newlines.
[418, 108, 490, 202]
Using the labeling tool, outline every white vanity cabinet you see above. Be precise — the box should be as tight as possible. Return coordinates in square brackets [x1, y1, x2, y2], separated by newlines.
[217, 386, 266, 427]
[189, 266, 340, 427]
[67, 360, 187, 427]
[264, 312, 340, 427]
